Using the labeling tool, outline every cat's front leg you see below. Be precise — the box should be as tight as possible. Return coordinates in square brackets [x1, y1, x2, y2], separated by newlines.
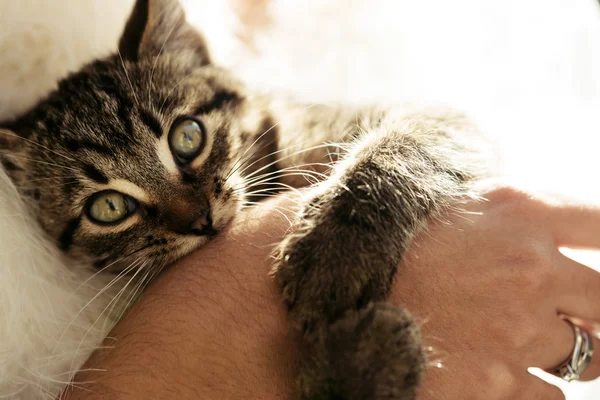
[272, 108, 488, 399]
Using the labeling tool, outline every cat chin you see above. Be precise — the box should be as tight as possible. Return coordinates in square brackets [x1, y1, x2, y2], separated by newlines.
[178, 235, 212, 255]
[213, 210, 239, 232]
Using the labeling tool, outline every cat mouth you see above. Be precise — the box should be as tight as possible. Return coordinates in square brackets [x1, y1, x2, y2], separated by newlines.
[190, 226, 218, 237]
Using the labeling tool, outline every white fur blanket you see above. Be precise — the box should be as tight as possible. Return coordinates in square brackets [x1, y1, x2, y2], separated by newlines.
[0, 0, 598, 398]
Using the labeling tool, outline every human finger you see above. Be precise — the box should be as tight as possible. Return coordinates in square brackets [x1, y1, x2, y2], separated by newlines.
[549, 202, 600, 249]
[542, 318, 600, 382]
[474, 184, 600, 250]
[524, 373, 565, 400]
[518, 374, 565, 400]
[554, 254, 600, 323]
[524, 314, 580, 370]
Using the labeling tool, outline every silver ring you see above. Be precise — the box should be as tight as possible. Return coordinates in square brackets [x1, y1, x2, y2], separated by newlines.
[551, 320, 594, 382]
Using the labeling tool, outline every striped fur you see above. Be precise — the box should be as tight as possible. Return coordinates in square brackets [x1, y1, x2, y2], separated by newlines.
[0, 0, 493, 399]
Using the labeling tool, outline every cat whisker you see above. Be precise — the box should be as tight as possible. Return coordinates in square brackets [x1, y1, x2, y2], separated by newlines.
[240, 185, 300, 200]
[243, 201, 296, 225]
[224, 105, 320, 182]
[232, 170, 328, 204]
[242, 182, 305, 197]
[69, 245, 153, 295]
[223, 131, 283, 184]
[55, 251, 150, 358]
[66, 260, 141, 339]
[25, 366, 101, 388]
[104, 260, 161, 330]
[225, 142, 306, 187]
[227, 118, 331, 185]
[11, 180, 79, 194]
[147, 7, 185, 107]
[0, 152, 80, 173]
[113, 262, 161, 323]
[47, 381, 91, 398]
[243, 190, 299, 204]
[116, 48, 140, 107]
[159, 69, 201, 113]
[242, 149, 352, 196]
[240, 143, 345, 183]
[0, 374, 57, 400]
[242, 179, 309, 200]
[224, 149, 272, 189]
[68, 256, 149, 373]
[225, 143, 321, 190]
[230, 140, 311, 181]
[223, 121, 283, 180]
[230, 167, 329, 197]
[15, 175, 78, 184]
[326, 143, 346, 164]
[239, 165, 330, 188]
[12, 181, 79, 194]
[224, 139, 276, 183]
[225, 103, 329, 180]
[105, 262, 149, 326]
[240, 176, 315, 196]
[0, 132, 77, 163]
[241, 181, 307, 203]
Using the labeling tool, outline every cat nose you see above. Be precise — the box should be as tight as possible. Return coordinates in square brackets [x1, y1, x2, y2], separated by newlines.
[190, 208, 213, 235]
[164, 200, 214, 236]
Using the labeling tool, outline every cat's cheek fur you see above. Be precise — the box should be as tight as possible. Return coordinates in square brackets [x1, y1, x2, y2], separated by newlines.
[171, 235, 211, 261]
[0, 129, 29, 184]
[211, 171, 245, 230]
[156, 136, 180, 177]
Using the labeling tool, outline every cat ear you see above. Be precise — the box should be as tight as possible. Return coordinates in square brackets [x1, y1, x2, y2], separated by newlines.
[0, 128, 27, 179]
[119, 0, 211, 64]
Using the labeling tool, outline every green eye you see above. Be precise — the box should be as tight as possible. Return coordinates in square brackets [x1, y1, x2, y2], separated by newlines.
[87, 191, 135, 224]
[169, 118, 205, 163]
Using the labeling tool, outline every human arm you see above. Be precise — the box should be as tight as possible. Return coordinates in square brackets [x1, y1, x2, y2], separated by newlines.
[62, 184, 600, 399]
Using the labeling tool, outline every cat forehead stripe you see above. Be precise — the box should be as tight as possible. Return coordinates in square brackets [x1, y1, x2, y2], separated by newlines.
[64, 138, 113, 155]
[139, 109, 163, 138]
[194, 90, 242, 116]
[83, 164, 109, 184]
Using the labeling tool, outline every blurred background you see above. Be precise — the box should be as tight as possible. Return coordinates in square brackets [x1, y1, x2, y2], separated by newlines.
[1, 0, 599, 397]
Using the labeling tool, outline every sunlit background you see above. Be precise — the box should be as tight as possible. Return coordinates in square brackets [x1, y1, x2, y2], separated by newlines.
[1, 0, 599, 398]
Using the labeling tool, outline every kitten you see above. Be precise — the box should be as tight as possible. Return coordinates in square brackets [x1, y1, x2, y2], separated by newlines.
[0, 0, 491, 398]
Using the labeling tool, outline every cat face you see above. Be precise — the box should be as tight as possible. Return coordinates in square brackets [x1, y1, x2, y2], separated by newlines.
[0, 0, 252, 272]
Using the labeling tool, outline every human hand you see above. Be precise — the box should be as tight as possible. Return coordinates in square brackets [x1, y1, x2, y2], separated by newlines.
[396, 183, 600, 400]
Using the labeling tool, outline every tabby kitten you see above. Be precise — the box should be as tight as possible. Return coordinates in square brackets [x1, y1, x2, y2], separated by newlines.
[0, 0, 490, 398]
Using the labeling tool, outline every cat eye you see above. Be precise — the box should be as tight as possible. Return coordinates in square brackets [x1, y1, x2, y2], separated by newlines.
[87, 191, 136, 225]
[168, 118, 206, 164]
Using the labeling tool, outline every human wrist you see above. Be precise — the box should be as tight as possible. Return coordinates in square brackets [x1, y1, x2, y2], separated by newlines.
[64, 196, 301, 399]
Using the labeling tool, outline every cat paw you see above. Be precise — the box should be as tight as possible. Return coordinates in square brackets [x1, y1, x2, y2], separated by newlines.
[272, 187, 399, 335]
[298, 302, 424, 400]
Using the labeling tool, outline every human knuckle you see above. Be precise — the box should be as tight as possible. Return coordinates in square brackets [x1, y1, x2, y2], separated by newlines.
[510, 269, 545, 293]
[483, 185, 530, 205]
[483, 186, 548, 220]
[501, 247, 553, 288]
[519, 323, 551, 350]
